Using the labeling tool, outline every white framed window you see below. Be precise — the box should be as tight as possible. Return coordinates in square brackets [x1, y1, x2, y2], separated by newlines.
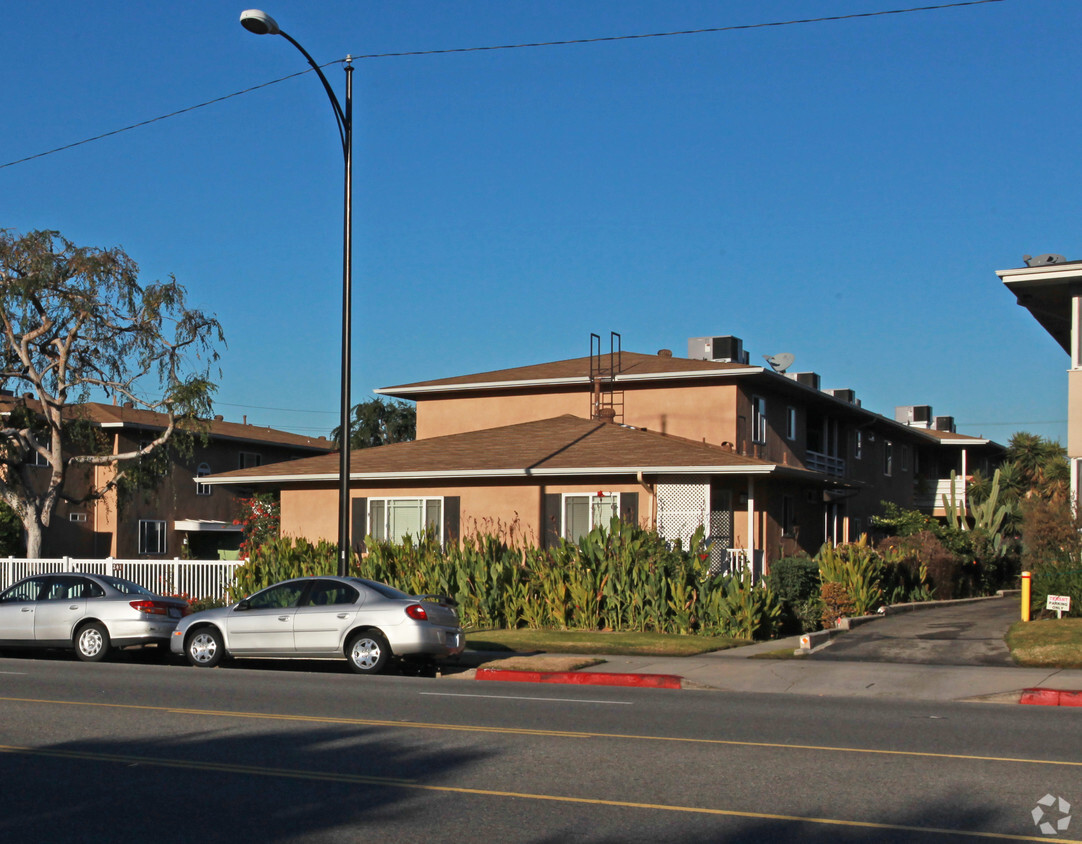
[196, 463, 212, 496]
[786, 407, 797, 441]
[69, 512, 87, 523]
[854, 430, 864, 460]
[368, 497, 443, 544]
[138, 520, 167, 555]
[238, 452, 262, 470]
[752, 396, 767, 444]
[563, 492, 619, 543]
[884, 441, 894, 477]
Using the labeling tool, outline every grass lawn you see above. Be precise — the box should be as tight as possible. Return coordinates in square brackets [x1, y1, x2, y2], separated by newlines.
[465, 628, 748, 657]
[1006, 618, 1082, 668]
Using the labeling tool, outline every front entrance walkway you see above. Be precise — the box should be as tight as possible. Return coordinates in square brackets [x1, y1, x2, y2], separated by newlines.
[810, 597, 1019, 667]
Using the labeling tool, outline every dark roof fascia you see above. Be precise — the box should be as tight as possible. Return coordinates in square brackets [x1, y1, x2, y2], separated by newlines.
[200, 461, 834, 487]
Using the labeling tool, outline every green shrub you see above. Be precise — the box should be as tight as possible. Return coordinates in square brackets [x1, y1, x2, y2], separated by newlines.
[699, 571, 781, 640]
[817, 536, 883, 616]
[820, 582, 855, 629]
[228, 535, 337, 601]
[765, 556, 820, 633]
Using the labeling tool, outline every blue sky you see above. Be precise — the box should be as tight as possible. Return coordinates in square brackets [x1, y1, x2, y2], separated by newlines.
[3, 1, 1078, 444]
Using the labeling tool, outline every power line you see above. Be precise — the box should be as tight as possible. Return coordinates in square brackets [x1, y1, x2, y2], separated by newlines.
[349, 1, 1004, 60]
[1, 1, 1005, 170]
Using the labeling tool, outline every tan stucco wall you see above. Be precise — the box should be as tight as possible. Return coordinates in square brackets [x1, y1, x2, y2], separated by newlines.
[416, 383, 742, 446]
[416, 391, 589, 439]
[623, 384, 739, 445]
[1069, 369, 1082, 459]
[280, 480, 652, 547]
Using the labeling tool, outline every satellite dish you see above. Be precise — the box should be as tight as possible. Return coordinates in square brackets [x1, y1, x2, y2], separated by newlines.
[763, 352, 795, 373]
[1024, 254, 1067, 267]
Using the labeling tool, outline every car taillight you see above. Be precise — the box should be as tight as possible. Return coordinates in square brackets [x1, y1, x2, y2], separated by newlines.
[130, 600, 170, 616]
[405, 604, 428, 621]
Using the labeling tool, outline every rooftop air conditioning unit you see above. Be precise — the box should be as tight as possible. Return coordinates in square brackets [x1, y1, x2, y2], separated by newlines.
[687, 335, 748, 363]
[791, 372, 820, 390]
[831, 389, 857, 404]
[933, 416, 956, 433]
[895, 405, 932, 427]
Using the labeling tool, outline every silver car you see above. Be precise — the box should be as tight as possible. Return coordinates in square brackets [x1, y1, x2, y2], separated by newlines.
[0, 572, 189, 661]
[171, 576, 465, 675]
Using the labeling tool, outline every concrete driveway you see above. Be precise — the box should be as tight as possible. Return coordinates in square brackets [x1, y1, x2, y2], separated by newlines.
[809, 596, 1021, 667]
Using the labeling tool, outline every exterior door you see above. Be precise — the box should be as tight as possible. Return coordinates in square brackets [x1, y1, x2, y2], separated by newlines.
[708, 488, 734, 576]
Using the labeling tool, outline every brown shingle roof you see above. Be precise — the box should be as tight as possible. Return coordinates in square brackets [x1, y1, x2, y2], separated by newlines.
[0, 398, 332, 452]
[378, 352, 750, 394]
[205, 415, 794, 484]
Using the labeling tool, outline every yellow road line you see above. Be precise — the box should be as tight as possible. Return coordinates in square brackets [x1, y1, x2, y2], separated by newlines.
[1, 695, 1080, 768]
[0, 743, 1073, 843]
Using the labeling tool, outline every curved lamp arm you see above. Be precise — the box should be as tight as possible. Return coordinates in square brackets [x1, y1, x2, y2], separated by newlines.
[240, 9, 351, 157]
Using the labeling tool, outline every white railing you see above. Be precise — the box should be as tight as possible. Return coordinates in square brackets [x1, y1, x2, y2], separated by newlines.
[913, 477, 966, 511]
[0, 557, 243, 601]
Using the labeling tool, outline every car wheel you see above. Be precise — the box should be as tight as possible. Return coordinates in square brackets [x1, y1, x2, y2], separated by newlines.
[346, 630, 390, 675]
[74, 622, 110, 662]
[186, 627, 225, 668]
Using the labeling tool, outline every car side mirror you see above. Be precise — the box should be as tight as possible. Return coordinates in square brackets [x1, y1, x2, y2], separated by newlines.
[235, 600, 251, 612]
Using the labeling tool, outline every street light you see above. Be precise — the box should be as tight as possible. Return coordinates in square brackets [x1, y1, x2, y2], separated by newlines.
[240, 9, 354, 576]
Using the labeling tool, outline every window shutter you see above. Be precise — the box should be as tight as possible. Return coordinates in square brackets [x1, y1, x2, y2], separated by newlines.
[351, 498, 367, 552]
[620, 492, 639, 526]
[442, 496, 460, 546]
[543, 493, 561, 548]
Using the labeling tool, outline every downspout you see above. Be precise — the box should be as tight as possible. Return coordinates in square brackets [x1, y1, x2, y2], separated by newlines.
[746, 476, 756, 581]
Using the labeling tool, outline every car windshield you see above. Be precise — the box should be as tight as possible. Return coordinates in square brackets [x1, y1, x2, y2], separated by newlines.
[97, 575, 155, 597]
[348, 578, 409, 601]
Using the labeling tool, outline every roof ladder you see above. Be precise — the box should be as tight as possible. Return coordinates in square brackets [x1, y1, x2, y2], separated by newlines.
[590, 332, 623, 424]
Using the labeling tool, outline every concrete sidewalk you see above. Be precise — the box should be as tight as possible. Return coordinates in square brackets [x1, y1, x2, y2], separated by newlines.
[462, 640, 1082, 703]
[564, 644, 1082, 703]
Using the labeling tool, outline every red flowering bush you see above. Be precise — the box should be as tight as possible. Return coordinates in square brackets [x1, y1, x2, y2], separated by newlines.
[234, 493, 280, 556]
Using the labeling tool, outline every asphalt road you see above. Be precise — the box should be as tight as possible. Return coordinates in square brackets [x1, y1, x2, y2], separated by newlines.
[811, 597, 1020, 666]
[1, 652, 1080, 842]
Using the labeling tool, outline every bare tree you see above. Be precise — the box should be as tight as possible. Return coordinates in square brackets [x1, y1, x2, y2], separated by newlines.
[0, 229, 225, 555]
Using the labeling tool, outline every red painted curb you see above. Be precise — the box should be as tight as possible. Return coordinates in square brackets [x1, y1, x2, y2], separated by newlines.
[475, 668, 683, 689]
[1020, 688, 1082, 707]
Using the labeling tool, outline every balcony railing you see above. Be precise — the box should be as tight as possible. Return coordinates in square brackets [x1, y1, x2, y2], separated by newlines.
[806, 450, 846, 477]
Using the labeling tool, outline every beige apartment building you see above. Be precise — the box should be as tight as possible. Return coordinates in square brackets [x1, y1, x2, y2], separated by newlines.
[207, 335, 1001, 574]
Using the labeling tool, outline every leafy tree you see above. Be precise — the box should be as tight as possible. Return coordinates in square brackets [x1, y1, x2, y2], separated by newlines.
[0, 229, 224, 556]
[1004, 432, 1069, 501]
[331, 397, 415, 449]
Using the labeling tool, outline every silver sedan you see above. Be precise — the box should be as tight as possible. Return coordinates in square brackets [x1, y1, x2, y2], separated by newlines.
[171, 576, 465, 674]
[0, 572, 188, 661]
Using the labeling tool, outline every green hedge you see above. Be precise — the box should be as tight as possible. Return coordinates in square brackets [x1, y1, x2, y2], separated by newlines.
[230, 521, 782, 640]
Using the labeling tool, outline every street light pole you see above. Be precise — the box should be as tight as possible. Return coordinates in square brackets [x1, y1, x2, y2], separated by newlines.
[240, 9, 354, 576]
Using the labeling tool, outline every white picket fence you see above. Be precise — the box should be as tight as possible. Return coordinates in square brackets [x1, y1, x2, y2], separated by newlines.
[0, 557, 243, 601]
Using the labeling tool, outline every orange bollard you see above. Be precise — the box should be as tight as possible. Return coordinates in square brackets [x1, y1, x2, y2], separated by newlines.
[1021, 570, 1031, 622]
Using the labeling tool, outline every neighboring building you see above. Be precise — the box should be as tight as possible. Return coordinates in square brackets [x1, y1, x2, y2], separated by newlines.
[998, 257, 1082, 505]
[204, 335, 1001, 574]
[1, 399, 333, 559]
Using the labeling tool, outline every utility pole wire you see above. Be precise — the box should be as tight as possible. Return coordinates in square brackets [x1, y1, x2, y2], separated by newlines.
[1, 1, 1005, 170]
